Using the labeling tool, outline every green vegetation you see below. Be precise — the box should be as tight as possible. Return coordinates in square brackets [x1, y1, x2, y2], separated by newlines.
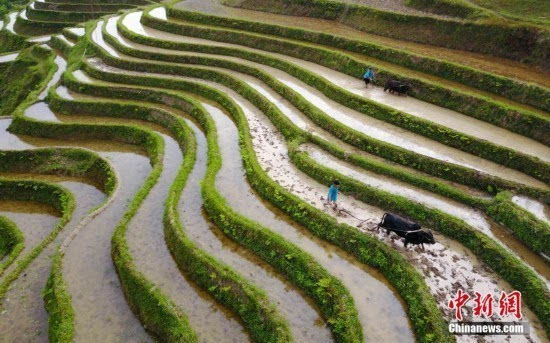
[405, 0, 488, 19]
[0, 216, 24, 276]
[0, 45, 56, 115]
[0, 179, 74, 302]
[0, 0, 25, 18]
[43, 252, 75, 343]
[486, 192, 550, 256]
[467, 0, 550, 26]
[0, 29, 31, 54]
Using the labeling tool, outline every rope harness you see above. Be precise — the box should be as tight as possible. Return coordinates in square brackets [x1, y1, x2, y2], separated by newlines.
[323, 199, 424, 235]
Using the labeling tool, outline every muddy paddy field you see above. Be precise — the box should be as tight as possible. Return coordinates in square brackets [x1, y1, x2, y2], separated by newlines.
[0, 0, 548, 342]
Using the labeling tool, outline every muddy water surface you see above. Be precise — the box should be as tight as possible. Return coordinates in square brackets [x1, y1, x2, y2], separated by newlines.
[39, 55, 66, 100]
[0, 52, 18, 63]
[5, 12, 18, 34]
[0, 201, 59, 270]
[67, 27, 85, 37]
[62, 152, 153, 342]
[512, 196, 550, 225]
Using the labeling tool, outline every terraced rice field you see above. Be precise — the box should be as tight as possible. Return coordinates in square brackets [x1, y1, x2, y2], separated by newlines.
[0, 0, 549, 342]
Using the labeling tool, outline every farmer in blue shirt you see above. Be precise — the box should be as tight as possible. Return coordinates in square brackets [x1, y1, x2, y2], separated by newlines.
[363, 67, 375, 86]
[326, 180, 340, 209]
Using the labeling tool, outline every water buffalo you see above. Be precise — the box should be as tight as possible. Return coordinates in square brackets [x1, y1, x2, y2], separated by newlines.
[376, 213, 435, 250]
[384, 80, 410, 96]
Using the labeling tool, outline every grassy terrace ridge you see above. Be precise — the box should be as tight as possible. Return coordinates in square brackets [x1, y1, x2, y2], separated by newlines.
[61, 27, 83, 42]
[79, 42, 550, 337]
[405, 0, 489, 19]
[16, 10, 78, 33]
[109, 18, 550, 190]
[0, 12, 32, 53]
[26, 5, 116, 23]
[0, 216, 24, 276]
[44, 0, 152, 4]
[143, 9, 550, 145]
[219, 0, 550, 69]
[0, 179, 74, 302]
[59, 60, 367, 342]
[0, 45, 56, 115]
[91, 27, 550, 203]
[33, 2, 136, 13]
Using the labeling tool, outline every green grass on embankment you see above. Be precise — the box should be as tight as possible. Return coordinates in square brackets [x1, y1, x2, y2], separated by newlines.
[0, 216, 24, 275]
[0, 179, 74, 302]
[0, 45, 56, 115]
[405, 0, 488, 19]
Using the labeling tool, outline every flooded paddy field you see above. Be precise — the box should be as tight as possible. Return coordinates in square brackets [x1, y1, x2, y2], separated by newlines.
[0, 0, 548, 342]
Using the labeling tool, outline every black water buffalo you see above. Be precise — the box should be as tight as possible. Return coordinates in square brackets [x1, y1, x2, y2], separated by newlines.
[376, 213, 435, 250]
[384, 80, 410, 96]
